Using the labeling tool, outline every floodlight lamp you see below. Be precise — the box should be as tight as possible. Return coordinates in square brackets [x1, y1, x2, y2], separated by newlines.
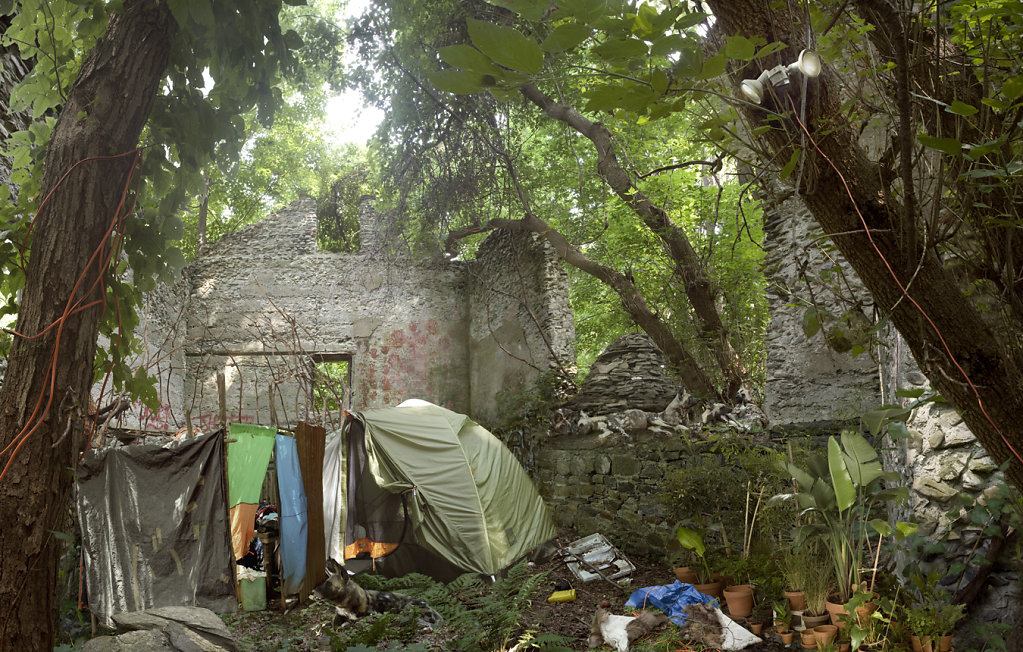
[740, 69, 772, 105]
[789, 49, 822, 78]
[740, 78, 764, 104]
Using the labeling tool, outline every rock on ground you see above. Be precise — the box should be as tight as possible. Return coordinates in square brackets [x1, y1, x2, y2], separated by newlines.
[83, 606, 237, 652]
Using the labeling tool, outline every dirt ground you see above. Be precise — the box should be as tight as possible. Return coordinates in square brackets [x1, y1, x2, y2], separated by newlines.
[225, 533, 794, 651]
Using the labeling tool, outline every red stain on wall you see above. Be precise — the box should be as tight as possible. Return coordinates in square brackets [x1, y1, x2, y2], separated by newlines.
[355, 320, 455, 408]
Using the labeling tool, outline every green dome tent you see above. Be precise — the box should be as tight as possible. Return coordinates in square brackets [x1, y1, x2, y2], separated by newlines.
[323, 400, 556, 579]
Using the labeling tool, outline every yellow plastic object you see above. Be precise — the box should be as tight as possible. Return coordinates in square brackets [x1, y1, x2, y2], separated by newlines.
[547, 589, 576, 603]
[238, 576, 266, 611]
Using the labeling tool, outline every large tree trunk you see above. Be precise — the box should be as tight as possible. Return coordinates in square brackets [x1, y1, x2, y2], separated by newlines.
[0, 2, 176, 647]
[706, 0, 1023, 491]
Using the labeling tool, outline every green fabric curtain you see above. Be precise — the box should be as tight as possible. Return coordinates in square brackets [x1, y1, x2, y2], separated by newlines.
[227, 423, 277, 506]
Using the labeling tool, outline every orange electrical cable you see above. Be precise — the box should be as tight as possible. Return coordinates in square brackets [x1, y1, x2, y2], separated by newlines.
[0, 149, 142, 483]
[786, 94, 1023, 466]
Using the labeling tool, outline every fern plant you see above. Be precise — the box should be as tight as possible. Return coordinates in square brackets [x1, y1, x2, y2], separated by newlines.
[342, 561, 551, 651]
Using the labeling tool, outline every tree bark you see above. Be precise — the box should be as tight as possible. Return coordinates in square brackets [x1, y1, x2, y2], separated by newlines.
[707, 0, 1023, 491]
[487, 212, 719, 397]
[0, 2, 176, 647]
[519, 83, 744, 398]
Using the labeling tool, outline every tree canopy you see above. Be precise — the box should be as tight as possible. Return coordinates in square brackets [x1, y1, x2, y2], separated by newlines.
[348, 0, 767, 397]
[349, 0, 1023, 490]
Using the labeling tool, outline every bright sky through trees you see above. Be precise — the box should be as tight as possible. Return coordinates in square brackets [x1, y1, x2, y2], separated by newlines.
[324, 0, 383, 145]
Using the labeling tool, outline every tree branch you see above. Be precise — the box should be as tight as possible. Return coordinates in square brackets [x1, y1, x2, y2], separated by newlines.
[519, 82, 743, 397]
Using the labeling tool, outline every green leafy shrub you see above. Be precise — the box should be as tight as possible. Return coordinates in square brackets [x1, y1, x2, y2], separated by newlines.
[341, 562, 550, 651]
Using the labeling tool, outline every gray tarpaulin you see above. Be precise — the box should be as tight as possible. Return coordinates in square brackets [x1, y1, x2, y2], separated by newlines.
[77, 432, 236, 626]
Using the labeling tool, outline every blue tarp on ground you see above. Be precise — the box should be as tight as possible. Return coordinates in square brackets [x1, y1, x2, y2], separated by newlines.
[625, 580, 718, 626]
[275, 434, 308, 595]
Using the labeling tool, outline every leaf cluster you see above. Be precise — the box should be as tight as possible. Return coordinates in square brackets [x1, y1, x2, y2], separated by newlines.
[351, 561, 549, 651]
[0, 0, 334, 404]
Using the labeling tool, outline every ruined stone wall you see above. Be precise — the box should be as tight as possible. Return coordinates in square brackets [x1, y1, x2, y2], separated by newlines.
[764, 184, 1019, 643]
[469, 229, 575, 421]
[104, 198, 571, 431]
[183, 197, 471, 426]
[761, 190, 879, 428]
[536, 430, 682, 560]
[879, 334, 1020, 643]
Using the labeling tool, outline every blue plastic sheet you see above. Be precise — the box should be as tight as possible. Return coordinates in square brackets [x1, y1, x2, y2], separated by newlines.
[625, 580, 717, 626]
[275, 434, 309, 595]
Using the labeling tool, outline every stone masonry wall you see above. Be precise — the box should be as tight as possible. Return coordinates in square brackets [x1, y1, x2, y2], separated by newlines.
[103, 198, 571, 431]
[184, 197, 471, 426]
[536, 429, 684, 560]
[762, 189, 879, 428]
[880, 333, 1020, 645]
[765, 185, 1019, 643]
[469, 229, 575, 422]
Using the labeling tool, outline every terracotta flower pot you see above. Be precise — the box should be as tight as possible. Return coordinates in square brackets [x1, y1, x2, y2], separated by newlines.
[694, 580, 723, 599]
[800, 629, 818, 650]
[813, 624, 838, 648]
[723, 584, 754, 618]
[939, 635, 953, 652]
[839, 643, 851, 652]
[781, 631, 795, 644]
[751, 622, 765, 634]
[673, 566, 698, 583]
[802, 612, 831, 630]
[826, 598, 848, 628]
[911, 634, 935, 652]
[786, 589, 808, 611]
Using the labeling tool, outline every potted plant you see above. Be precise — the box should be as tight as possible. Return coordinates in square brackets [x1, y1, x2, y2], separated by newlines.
[774, 601, 793, 632]
[772, 431, 912, 608]
[800, 543, 834, 630]
[779, 541, 809, 611]
[902, 571, 966, 652]
[675, 525, 722, 598]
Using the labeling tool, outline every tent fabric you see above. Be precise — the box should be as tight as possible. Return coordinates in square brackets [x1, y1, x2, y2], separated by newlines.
[230, 503, 258, 560]
[322, 430, 345, 563]
[625, 580, 717, 626]
[76, 433, 235, 626]
[226, 423, 276, 506]
[326, 401, 557, 577]
[294, 422, 327, 594]
[276, 434, 308, 595]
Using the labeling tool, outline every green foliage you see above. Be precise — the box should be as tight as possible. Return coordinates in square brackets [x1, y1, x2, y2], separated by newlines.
[773, 431, 912, 602]
[330, 610, 421, 649]
[349, 0, 767, 394]
[317, 160, 370, 253]
[661, 436, 794, 559]
[348, 562, 549, 651]
[0, 0, 344, 406]
[901, 570, 966, 640]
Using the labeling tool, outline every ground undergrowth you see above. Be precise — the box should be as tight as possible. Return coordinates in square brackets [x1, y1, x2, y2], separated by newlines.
[223, 550, 792, 652]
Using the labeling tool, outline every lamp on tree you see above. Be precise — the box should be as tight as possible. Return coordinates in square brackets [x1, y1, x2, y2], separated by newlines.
[740, 49, 822, 104]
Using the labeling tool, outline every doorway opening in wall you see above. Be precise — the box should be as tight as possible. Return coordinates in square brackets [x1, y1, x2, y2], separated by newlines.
[309, 353, 352, 422]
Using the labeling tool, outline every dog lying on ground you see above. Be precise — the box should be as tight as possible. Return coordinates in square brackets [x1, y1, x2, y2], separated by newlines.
[312, 559, 443, 629]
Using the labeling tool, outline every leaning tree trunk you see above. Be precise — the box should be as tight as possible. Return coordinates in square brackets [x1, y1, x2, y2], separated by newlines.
[487, 212, 719, 397]
[705, 0, 1023, 491]
[519, 83, 745, 398]
[0, 2, 176, 647]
